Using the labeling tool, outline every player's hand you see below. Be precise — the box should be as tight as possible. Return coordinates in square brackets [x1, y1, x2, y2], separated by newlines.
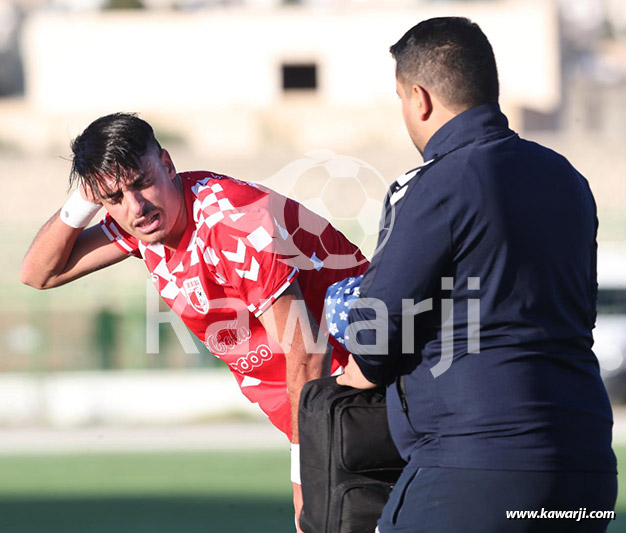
[336, 354, 377, 389]
[79, 182, 102, 205]
[292, 482, 304, 533]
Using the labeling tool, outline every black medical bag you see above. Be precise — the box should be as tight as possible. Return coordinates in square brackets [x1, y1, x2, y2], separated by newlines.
[299, 376, 407, 533]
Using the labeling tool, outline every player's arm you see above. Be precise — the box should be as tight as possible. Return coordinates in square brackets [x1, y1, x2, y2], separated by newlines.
[258, 279, 331, 444]
[20, 192, 128, 289]
[258, 280, 331, 532]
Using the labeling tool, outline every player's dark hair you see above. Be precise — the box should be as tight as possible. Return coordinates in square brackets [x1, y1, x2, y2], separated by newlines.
[390, 17, 499, 111]
[69, 112, 162, 198]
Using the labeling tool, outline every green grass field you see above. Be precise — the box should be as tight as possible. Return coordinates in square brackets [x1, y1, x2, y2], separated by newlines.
[0, 446, 623, 532]
[0, 450, 293, 532]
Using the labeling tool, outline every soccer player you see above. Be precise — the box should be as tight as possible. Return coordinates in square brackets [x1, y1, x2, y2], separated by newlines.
[20, 112, 367, 529]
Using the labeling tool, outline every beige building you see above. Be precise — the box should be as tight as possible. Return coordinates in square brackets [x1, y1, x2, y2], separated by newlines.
[15, 1, 560, 154]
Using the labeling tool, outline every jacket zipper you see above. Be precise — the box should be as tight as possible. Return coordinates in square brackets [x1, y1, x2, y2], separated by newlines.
[397, 375, 409, 414]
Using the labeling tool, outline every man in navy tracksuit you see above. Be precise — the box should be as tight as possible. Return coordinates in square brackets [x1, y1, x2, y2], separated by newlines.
[336, 17, 617, 532]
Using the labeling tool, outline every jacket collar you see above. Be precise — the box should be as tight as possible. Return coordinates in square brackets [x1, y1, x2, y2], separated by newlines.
[423, 103, 513, 162]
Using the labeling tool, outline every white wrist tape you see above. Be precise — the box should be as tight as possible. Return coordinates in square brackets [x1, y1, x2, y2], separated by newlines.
[60, 188, 101, 229]
[290, 443, 301, 485]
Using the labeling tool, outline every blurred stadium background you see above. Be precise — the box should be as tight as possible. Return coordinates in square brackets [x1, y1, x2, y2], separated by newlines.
[1, 0, 626, 531]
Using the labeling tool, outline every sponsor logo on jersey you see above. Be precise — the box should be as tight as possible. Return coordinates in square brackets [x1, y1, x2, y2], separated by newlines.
[183, 276, 209, 314]
[229, 344, 273, 374]
[206, 321, 252, 356]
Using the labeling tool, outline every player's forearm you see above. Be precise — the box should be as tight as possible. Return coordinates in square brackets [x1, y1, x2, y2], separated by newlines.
[258, 281, 332, 442]
[286, 339, 331, 443]
[20, 210, 84, 289]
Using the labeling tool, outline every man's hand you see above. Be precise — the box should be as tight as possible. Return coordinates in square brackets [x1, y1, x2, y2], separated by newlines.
[293, 482, 304, 532]
[80, 182, 102, 205]
[336, 354, 377, 389]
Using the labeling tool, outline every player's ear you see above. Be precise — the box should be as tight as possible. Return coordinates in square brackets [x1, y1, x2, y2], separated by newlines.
[412, 84, 433, 121]
[160, 149, 177, 180]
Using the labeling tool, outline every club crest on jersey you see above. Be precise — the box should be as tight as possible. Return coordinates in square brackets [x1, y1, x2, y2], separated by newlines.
[183, 276, 209, 314]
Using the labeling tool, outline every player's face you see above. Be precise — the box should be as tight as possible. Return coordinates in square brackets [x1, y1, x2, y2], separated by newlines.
[98, 149, 187, 249]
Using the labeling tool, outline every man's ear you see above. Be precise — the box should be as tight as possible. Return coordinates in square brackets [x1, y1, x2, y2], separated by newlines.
[160, 149, 177, 179]
[412, 84, 434, 121]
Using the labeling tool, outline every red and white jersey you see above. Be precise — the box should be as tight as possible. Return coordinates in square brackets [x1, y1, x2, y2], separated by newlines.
[101, 171, 368, 438]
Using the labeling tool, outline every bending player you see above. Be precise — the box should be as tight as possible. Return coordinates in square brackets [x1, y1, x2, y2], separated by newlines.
[20, 113, 367, 530]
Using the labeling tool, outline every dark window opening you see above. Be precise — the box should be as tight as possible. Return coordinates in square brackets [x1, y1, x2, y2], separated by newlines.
[282, 63, 318, 91]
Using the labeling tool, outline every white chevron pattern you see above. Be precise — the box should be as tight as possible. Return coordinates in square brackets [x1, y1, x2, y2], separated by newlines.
[235, 257, 260, 281]
[222, 238, 246, 263]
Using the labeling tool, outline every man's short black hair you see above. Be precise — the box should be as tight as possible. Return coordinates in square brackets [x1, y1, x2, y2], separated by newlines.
[390, 17, 499, 111]
[69, 112, 162, 199]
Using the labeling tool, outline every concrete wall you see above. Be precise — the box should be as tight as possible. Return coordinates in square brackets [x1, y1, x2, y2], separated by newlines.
[18, 1, 560, 153]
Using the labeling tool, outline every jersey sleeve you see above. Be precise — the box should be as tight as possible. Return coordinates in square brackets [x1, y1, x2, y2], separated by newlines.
[99, 214, 141, 258]
[199, 187, 299, 318]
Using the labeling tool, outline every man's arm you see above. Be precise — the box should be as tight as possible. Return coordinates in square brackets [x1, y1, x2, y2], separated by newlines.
[347, 181, 453, 385]
[258, 279, 331, 443]
[257, 280, 331, 531]
[20, 208, 128, 289]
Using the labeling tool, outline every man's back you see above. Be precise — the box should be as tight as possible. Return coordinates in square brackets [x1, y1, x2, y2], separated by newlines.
[369, 104, 615, 473]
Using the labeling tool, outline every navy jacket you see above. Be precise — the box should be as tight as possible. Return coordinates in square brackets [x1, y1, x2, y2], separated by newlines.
[349, 103, 616, 473]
